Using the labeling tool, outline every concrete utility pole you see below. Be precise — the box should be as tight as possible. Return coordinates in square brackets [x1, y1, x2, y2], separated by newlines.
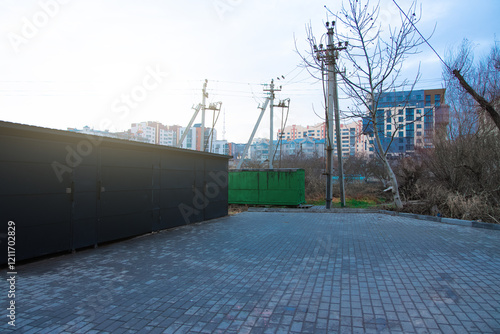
[237, 98, 270, 169]
[315, 21, 347, 208]
[206, 101, 222, 153]
[177, 104, 202, 148]
[201, 79, 208, 151]
[263, 79, 281, 169]
[178, 80, 222, 152]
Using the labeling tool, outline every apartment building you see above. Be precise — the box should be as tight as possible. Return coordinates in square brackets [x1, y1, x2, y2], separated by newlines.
[278, 123, 326, 140]
[362, 88, 449, 156]
[131, 121, 181, 146]
[278, 120, 365, 157]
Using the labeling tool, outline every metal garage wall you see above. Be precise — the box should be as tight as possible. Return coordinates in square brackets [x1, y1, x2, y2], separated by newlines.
[0, 121, 229, 264]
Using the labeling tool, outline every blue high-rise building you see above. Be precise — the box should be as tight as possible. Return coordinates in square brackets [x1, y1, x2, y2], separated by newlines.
[362, 88, 449, 156]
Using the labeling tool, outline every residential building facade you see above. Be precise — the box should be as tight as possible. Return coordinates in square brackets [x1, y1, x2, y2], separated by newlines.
[278, 120, 365, 157]
[131, 121, 181, 146]
[279, 123, 326, 140]
[248, 137, 326, 162]
[70, 121, 228, 155]
[362, 88, 449, 157]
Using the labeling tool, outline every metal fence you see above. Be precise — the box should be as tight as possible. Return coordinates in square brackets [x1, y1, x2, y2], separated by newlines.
[228, 169, 305, 206]
[0, 121, 229, 264]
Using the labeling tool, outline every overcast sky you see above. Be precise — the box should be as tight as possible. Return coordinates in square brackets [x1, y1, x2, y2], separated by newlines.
[1, 0, 498, 143]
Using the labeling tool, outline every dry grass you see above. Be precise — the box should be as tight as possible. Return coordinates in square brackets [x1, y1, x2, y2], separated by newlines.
[228, 204, 249, 215]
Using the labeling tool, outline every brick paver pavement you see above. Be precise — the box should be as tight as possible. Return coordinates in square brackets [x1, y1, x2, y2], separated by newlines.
[4, 212, 500, 333]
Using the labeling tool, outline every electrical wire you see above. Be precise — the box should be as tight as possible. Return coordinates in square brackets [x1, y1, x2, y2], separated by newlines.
[391, 0, 451, 72]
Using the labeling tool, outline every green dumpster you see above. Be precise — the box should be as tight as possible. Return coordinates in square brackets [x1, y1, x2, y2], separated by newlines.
[228, 168, 305, 206]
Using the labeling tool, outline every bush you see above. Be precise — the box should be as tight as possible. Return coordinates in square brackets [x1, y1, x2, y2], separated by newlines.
[403, 183, 500, 223]
[393, 121, 500, 224]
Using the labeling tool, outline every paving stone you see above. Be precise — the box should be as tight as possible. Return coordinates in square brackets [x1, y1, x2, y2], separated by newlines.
[6, 212, 500, 333]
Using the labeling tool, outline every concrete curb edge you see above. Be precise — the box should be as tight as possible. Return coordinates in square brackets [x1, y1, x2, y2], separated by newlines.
[246, 207, 500, 230]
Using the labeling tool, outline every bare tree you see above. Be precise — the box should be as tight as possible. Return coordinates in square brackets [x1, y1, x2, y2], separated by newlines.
[338, 0, 429, 209]
[445, 39, 500, 132]
[297, 0, 426, 208]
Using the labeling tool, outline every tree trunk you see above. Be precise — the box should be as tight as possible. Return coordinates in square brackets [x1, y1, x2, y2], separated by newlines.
[384, 157, 403, 209]
[372, 112, 404, 209]
[453, 69, 500, 132]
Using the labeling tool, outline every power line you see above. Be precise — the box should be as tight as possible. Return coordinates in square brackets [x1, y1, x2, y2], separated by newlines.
[391, 0, 451, 72]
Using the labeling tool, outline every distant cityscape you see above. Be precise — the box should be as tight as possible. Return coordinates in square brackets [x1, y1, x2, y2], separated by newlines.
[68, 88, 449, 165]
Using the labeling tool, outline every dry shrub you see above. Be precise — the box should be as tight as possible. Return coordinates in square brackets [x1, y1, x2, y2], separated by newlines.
[228, 204, 249, 215]
[278, 155, 388, 203]
[392, 118, 500, 224]
[278, 155, 326, 201]
[445, 192, 498, 222]
[338, 182, 387, 202]
[305, 177, 326, 202]
[404, 182, 500, 223]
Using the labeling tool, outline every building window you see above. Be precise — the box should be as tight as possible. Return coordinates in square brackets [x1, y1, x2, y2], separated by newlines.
[386, 124, 392, 130]
[435, 94, 441, 106]
[425, 95, 431, 107]
[406, 108, 414, 121]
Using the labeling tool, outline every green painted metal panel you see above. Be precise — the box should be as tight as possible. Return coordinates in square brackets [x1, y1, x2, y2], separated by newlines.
[228, 169, 305, 205]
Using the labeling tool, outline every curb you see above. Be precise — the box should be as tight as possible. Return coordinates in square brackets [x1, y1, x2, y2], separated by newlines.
[379, 210, 500, 230]
[246, 207, 500, 231]
[247, 207, 380, 214]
